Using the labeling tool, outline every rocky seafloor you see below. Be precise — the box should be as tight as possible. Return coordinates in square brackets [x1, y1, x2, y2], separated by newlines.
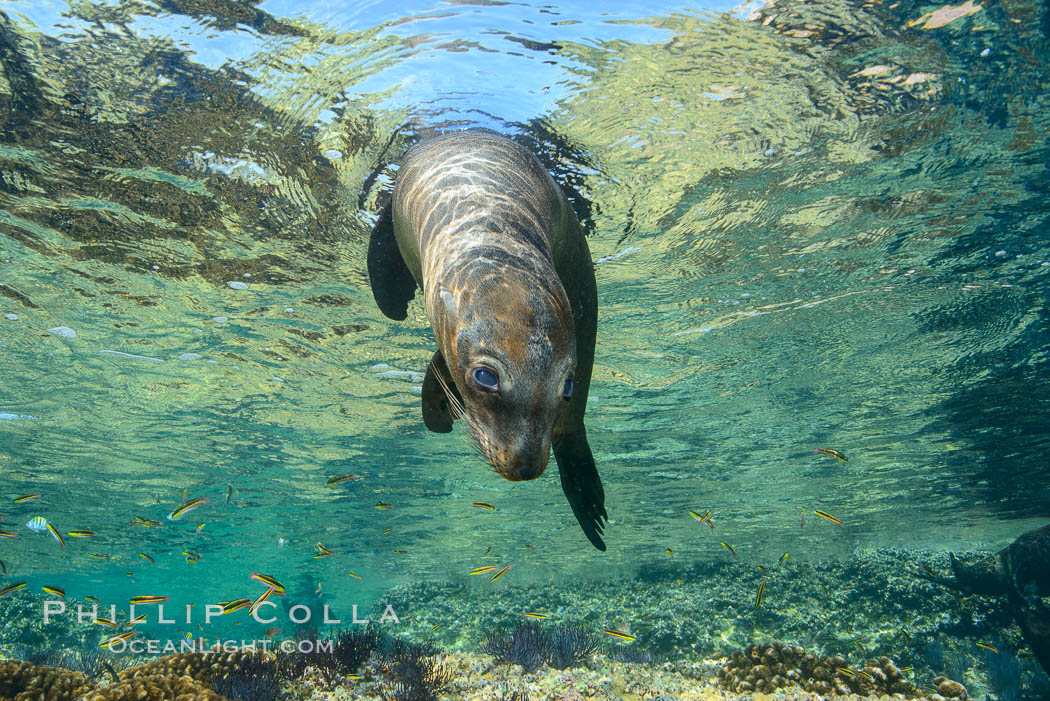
[1, 549, 1047, 700]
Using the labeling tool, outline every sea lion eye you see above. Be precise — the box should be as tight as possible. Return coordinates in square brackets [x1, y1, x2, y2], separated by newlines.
[472, 367, 499, 391]
[562, 378, 574, 400]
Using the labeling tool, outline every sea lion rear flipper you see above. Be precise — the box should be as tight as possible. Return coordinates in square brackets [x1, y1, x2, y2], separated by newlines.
[422, 351, 460, 433]
[367, 199, 416, 321]
[554, 429, 608, 551]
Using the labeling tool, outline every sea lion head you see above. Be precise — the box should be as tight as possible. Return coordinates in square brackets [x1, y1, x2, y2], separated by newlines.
[433, 265, 576, 482]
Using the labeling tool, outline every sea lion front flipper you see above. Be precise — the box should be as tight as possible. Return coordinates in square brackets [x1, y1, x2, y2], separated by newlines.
[421, 351, 460, 433]
[367, 199, 416, 321]
[554, 429, 608, 551]
[1006, 571, 1050, 677]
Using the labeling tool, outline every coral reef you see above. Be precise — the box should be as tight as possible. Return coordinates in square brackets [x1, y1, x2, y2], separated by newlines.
[717, 642, 952, 699]
[380, 547, 1017, 681]
[0, 659, 96, 700]
[0, 650, 278, 701]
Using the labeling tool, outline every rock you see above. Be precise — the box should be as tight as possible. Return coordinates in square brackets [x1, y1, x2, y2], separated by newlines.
[937, 679, 967, 699]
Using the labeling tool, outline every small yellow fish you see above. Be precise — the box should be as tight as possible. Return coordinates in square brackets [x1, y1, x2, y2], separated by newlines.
[126, 613, 147, 627]
[376, 502, 393, 510]
[689, 510, 715, 529]
[139, 553, 155, 565]
[393, 549, 408, 555]
[720, 542, 737, 559]
[469, 565, 498, 575]
[42, 585, 65, 598]
[815, 448, 847, 462]
[131, 517, 162, 527]
[85, 595, 101, 603]
[183, 551, 201, 563]
[814, 447, 848, 461]
[0, 530, 16, 538]
[100, 631, 135, 648]
[430, 623, 443, 632]
[89, 554, 110, 559]
[226, 484, 233, 503]
[602, 629, 636, 641]
[665, 548, 673, 557]
[490, 565, 511, 582]
[813, 510, 844, 527]
[13, 494, 39, 503]
[95, 618, 119, 628]
[181, 487, 190, 500]
[756, 565, 766, 572]
[779, 552, 789, 565]
[472, 502, 495, 511]
[248, 588, 273, 616]
[169, 497, 207, 521]
[195, 523, 205, 533]
[313, 542, 334, 558]
[221, 599, 252, 614]
[129, 595, 168, 605]
[46, 523, 65, 547]
[857, 669, 874, 682]
[250, 572, 285, 593]
[347, 572, 363, 580]
[383, 528, 392, 535]
[755, 579, 767, 609]
[976, 642, 999, 653]
[837, 667, 856, 678]
[67, 530, 94, 538]
[523, 612, 548, 620]
[326, 474, 360, 487]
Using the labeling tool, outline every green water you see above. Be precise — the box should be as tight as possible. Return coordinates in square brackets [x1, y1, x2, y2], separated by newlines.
[0, 0, 1048, 662]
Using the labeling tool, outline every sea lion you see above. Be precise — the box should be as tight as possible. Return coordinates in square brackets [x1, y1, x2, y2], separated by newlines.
[366, 129, 607, 550]
[919, 523, 1050, 675]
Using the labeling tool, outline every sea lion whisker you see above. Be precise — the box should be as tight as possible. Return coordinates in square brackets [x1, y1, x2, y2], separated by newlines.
[431, 363, 493, 465]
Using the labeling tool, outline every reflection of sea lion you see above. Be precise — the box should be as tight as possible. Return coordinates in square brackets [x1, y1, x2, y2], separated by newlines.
[920, 523, 1050, 675]
[367, 129, 607, 550]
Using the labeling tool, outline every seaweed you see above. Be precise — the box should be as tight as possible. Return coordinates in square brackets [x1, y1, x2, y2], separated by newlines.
[271, 636, 343, 689]
[548, 624, 599, 670]
[379, 654, 453, 701]
[925, 639, 969, 682]
[210, 654, 285, 701]
[333, 623, 383, 671]
[984, 640, 1050, 701]
[376, 632, 452, 701]
[484, 621, 550, 673]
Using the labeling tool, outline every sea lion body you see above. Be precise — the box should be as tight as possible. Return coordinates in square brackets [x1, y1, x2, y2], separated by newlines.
[926, 523, 1050, 675]
[367, 130, 607, 550]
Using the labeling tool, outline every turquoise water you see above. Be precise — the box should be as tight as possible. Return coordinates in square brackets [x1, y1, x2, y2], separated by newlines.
[0, 0, 1048, 674]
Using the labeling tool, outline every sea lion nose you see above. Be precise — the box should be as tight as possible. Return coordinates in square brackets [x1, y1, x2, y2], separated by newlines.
[515, 452, 549, 481]
[510, 439, 550, 481]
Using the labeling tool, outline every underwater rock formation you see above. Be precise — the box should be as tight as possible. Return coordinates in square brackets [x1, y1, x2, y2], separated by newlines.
[717, 642, 945, 698]
[0, 650, 275, 701]
[925, 523, 1050, 676]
